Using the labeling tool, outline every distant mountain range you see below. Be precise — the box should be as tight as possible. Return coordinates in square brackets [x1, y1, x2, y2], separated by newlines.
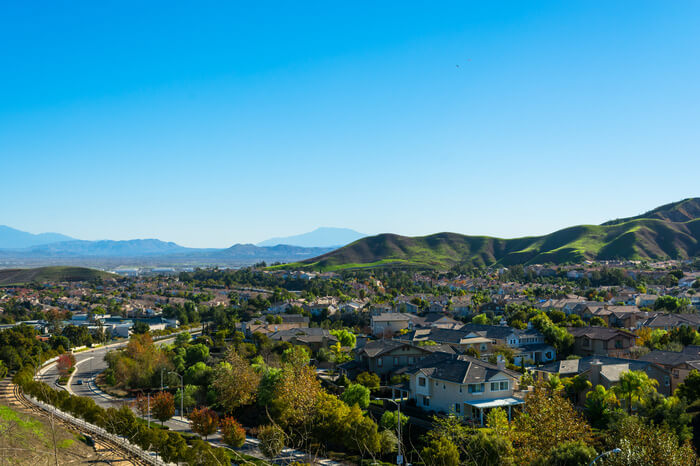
[257, 227, 366, 248]
[0, 226, 74, 249]
[0, 229, 335, 267]
[292, 198, 700, 271]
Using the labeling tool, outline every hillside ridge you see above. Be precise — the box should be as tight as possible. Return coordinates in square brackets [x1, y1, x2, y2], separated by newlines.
[295, 199, 700, 270]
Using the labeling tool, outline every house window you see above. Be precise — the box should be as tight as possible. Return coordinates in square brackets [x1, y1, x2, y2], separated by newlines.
[480, 344, 487, 351]
[393, 357, 399, 365]
[459, 386, 463, 393]
[423, 396, 430, 407]
[490, 381, 509, 391]
[418, 377, 426, 387]
[443, 384, 446, 390]
[377, 358, 383, 367]
[664, 376, 670, 387]
[436, 381, 439, 387]
[408, 356, 415, 364]
[615, 340, 623, 349]
[455, 403, 461, 413]
[583, 338, 591, 348]
[468, 383, 485, 393]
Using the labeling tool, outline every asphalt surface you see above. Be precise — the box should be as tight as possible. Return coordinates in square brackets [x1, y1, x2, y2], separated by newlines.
[36, 330, 341, 464]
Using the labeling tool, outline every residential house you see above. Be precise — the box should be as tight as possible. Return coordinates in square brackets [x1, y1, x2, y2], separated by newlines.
[371, 313, 418, 336]
[638, 346, 700, 393]
[419, 313, 462, 330]
[240, 314, 309, 337]
[536, 356, 672, 398]
[350, 339, 455, 376]
[404, 353, 524, 425]
[268, 327, 338, 351]
[641, 313, 700, 331]
[568, 327, 637, 358]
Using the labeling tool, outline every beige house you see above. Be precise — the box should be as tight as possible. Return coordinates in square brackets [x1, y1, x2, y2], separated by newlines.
[404, 354, 524, 425]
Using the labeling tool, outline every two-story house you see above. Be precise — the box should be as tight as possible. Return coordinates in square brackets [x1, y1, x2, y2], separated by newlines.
[568, 327, 637, 358]
[351, 339, 455, 376]
[371, 313, 418, 336]
[404, 353, 523, 425]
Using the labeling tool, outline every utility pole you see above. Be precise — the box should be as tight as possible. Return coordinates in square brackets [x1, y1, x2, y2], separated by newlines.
[377, 389, 404, 465]
[169, 371, 184, 420]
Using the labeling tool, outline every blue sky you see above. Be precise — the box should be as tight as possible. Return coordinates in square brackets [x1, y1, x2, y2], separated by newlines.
[1, 1, 698, 247]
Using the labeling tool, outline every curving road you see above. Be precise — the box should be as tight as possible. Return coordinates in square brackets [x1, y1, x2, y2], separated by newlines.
[36, 328, 341, 464]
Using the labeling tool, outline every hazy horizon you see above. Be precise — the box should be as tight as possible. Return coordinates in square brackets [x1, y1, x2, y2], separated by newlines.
[2, 2, 699, 248]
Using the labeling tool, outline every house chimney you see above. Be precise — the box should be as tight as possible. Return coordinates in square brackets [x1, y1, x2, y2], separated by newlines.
[589, 359, 603, 386]
[497, 355, 506, 371]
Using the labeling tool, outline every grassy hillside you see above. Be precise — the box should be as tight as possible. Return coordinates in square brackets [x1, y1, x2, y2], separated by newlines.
[0, 266, 114, 285]
[603, 197, 700, 225]
[0, 402, 100, 464]
[290, 200, 700, 271]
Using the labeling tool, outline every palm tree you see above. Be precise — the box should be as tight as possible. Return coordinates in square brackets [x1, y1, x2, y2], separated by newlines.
[546, 373, 564, 393]
[563, 374, 592, 404]
[584, 385, 619, 429]
[613, 370, 658, 414]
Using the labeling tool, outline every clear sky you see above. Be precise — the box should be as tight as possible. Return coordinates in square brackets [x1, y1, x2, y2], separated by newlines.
[1, 1, 699, 248]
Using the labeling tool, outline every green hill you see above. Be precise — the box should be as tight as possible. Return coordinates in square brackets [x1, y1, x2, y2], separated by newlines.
[0, 266, 115, 285]
[291, 198, 700, 270]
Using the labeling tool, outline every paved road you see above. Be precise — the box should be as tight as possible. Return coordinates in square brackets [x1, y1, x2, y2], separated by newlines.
[36, 330, 342, 464]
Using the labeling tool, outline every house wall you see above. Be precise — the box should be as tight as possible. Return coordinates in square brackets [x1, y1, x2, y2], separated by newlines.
[409, 372, 517, 420]
[372, 320, 410, 336]
[365, 348, 431, 375]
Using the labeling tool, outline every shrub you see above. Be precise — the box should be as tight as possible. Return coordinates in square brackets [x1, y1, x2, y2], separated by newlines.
[258, 424, 285, 458]
[220, 416, 246, 448]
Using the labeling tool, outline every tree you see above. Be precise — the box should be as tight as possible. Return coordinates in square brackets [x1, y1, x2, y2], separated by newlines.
[604, 415, 697, 466]
[356, 371, 380, 390]
[189, 407, 219, 440]
[258, 424, 285, 458]
[676, 369, 700, 402]
[330, 329, 357, 348]
[589, 316, 607, 327]
[56, 353, 76, 376]
[379, 409, 408, 432]
[486, 407, 510, 438]
[584, 385, 620, 430]
[562, 374, 592, 404]
[132, 321, 150, 334]
[184, 361, 213, 386]
[160, 431, 188, 464]
[613, 370, 658, 414]
[272, 364, 322, 427]
[213, 349, 261, 412]
[174, 331, 191, 347]
[174, 384, 198, 414]
[220, 416, 246, 448]
[472, 313, 491, 325]
[533, 440, 596, 466]
[341, 383, 370, 409]
[151, 391, 175, 425]
[281, 346, 310, 368]
[638, 392, 692, 444]
[133, 394, 150, 418]
[512, 379, 593, 464]
[185, 343, 210, 366]
[421, 436, 460, 466]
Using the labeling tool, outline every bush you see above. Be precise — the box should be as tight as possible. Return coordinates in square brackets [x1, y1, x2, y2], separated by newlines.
[220, 416, 246, 448]
[356, 372, 380, 390]
[258, 424, 285, 458]
[341, 383, 370, 409]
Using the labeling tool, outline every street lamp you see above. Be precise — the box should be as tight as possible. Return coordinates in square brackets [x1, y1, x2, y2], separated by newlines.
[375, 389, 406, 466]
[168, 371, 184, 421]
[589, 448, 621, 466]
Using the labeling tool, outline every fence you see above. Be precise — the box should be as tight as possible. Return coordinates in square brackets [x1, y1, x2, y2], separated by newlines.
[23, 392, 169, 466]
